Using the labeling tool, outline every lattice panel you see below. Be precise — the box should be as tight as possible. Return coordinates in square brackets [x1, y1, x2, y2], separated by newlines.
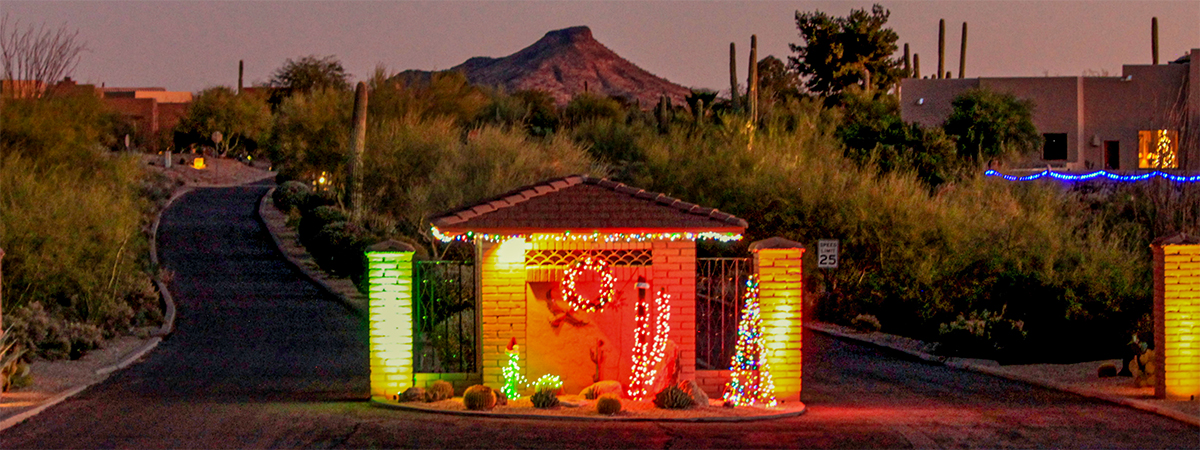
[525, 249, 653, 267]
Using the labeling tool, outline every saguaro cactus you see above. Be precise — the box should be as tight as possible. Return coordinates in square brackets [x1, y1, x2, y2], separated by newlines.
[238, 60, 244, 95]
[348, 81, 368, 223]
[937, 19, 945, 79]
[729, 42, 739, 111]
[903, 43, 911, 77]
[1152, 17, 1159, 65]
[913, 54, 921, 78]
[959, 23, 968, 78]
[746, 35, 758, 151]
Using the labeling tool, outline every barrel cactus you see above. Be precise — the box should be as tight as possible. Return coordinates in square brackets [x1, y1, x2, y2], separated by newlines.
[462, 385, 497, 410]
[425, 380, 454, 402]
[596, 394, 622, 415]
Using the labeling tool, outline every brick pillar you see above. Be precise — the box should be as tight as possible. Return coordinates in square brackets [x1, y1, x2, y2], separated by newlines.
[478, 238, 528, 389]
[366, 240, 416, 399]
[651, 239, 698, 381]
[750, 237, 805, 402]
[1152, 233, 1200, 399]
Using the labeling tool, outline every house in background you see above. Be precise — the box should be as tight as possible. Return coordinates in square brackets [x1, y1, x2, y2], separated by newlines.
[2, 77, 192, 151]
[901, 48, 1199, 172]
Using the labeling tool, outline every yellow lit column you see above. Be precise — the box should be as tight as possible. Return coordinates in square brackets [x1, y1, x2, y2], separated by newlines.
[478, 237, 528, 390]
[367, 240, 416, 400]
[750, 237, 805, 402]
[1153, 233, 1200, 399]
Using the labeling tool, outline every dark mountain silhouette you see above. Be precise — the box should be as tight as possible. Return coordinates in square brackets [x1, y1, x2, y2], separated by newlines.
[397, 26, 692, 108]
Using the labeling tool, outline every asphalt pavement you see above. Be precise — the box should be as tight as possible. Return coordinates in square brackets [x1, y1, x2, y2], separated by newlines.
[2, 185, 1195, 449]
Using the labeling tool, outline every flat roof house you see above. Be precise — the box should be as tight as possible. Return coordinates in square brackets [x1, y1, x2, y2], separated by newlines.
[901, 49, 1199, 172]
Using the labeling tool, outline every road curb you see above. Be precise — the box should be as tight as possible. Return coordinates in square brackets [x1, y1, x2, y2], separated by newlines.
[370, 397, 807, 422]
[256, 188, 367, 319]
[804, 322, 1200, 427]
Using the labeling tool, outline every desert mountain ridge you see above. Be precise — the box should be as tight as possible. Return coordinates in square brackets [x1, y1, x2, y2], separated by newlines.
[396, 26, 694, 108]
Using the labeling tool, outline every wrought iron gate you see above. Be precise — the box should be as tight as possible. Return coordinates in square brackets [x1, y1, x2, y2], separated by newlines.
[695, 257, 752, 370]
[413, 260, 476, 373]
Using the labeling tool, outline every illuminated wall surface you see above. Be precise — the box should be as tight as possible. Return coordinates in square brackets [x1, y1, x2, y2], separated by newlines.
[1154, 242, 1200, 399]
[368, 250, 415, 399]
[1138, 130, 1179, 169]
[753, 246, 804, 401]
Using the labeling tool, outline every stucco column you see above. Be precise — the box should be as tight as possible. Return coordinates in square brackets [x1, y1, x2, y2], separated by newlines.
[366, 240, 416, 399]
[1152, 233, 1200, 399]
[750, 237, 805, 402]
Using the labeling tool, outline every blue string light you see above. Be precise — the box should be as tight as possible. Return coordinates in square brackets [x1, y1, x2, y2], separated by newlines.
[985, 170, 1200, 183]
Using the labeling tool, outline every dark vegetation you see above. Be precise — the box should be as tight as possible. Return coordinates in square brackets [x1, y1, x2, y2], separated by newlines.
[1, 92, 170, 362]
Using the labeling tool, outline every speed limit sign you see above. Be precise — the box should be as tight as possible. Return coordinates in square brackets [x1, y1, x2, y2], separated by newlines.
[817, 239, 838, 269]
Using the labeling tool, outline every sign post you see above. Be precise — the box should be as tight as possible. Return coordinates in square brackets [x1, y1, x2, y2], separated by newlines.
[817, 239, 839, 269]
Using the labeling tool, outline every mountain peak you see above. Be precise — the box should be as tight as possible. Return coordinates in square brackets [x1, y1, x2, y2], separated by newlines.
[443, 26, 691, 107]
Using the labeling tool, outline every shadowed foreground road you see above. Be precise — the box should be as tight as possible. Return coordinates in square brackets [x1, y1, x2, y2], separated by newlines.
[2, 185, 1196, 448]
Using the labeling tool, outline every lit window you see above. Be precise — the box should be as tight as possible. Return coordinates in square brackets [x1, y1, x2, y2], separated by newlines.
[1138, 130, 1179, 169]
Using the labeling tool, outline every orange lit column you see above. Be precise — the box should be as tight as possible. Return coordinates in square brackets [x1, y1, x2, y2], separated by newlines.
[1153, 233, 1200, 399]
[366, 240, 416, 399]
[750, 237, 805, 402]
[478, 237, 529, 390]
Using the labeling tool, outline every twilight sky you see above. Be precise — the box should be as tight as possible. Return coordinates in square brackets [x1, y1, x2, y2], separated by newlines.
[4, 1, 1198, 94]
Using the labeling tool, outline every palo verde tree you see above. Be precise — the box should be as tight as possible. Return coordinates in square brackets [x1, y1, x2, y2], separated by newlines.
[788, 4, 904, 97]
[268, 55, 351, 96]
[176, 86, 273, 155]
[943, 88, 1040, 166]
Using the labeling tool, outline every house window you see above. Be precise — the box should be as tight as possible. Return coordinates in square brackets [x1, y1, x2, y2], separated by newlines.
[1043, 133, 1068, 160]
[1138, 130, 1179, 169]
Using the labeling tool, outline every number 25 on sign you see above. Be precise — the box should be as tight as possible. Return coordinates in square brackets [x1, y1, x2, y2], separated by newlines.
[817, 239, 838, 269]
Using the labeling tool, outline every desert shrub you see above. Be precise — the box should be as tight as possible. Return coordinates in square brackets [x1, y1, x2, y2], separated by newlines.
[269, 87, 352, 185]
[462, 384, 497, 410]
[531, 388, 560, 409]
[273, 181, 312, 212]
[425, 380, 454, 402]
[936, 308, 1027, 358]
[653, 385, 694, 409]
[596, 394, 622, 415]
[850, 314, 881, 332]
[298, 206, 348, 247]
[563, 92, 625, 126]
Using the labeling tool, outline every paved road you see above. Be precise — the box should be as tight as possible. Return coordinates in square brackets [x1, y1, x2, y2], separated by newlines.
[2, 185, 1196, 448]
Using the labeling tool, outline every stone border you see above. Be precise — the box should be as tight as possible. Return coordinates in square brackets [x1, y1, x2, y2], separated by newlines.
[804, 322, 1200, 427]
[256, 188, 366, 318]
[370, 397, 807, 423]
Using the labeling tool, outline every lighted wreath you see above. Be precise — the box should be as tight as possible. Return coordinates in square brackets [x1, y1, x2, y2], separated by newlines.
[560, 256, 616, 312]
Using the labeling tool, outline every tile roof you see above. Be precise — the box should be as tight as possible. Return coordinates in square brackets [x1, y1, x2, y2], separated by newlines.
[430, 175, 747, 234]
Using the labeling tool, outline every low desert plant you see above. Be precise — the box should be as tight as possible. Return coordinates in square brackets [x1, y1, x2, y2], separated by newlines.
[850, 314, 882, 332]
[653, 385, 695, 409]
[936, 307, 1027, 358]
[531, 388, 560, 409]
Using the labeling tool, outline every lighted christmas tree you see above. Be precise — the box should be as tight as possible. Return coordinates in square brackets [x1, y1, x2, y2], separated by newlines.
[725, 275, 777, 407]
[501, 337, 526, 399]
[627, 279, 671, 400]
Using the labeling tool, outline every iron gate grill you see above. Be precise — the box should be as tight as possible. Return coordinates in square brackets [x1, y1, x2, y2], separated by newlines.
[414, 260, 476, 373]
[695, 257, 752, 370]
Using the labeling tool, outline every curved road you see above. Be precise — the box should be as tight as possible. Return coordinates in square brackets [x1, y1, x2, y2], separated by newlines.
[2, 185, 1196, 448]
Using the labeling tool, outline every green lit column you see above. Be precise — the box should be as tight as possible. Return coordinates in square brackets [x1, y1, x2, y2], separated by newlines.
[366, 240, 416, 400]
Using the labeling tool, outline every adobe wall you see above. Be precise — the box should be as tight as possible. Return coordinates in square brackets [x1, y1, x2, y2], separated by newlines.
[1152, 241, 1200, 399]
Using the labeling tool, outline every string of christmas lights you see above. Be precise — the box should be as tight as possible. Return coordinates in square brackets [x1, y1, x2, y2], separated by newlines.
[560, 256, 616, 312]
[502, 338, 526, 400]
[724, 275, 778, 408]
[627, 289, 672, 400]
[431, 227, 743, 244]
[985, 169, 1200, 183]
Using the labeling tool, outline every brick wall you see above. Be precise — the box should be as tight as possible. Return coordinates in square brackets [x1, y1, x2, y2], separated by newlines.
[478, 238, 529, 389]
[367, 250, 415, 399]
[695, 370, 731, 398]
[1153, 241, 1200, 399]
[651, 240, 697, 382]
[752, 241, 805, 402]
